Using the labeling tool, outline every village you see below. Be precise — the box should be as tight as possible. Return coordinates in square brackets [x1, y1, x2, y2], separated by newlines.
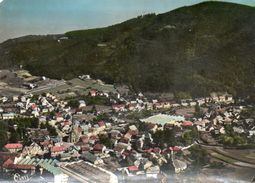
[0, 69, 254, 183]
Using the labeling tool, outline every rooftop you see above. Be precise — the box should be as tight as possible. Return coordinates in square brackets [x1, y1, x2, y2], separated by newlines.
[140, 114, 185, 125]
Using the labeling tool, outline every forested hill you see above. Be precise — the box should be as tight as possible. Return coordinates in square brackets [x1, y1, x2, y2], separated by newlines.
[0, 1, 255, 97]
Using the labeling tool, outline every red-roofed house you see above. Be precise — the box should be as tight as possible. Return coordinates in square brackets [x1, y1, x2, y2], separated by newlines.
[5, 164, 35, 170]
[89, 135, 97, 145]
[128, 165, 139, 172]
[93, 144, 106, 153]
[40, 140, 52, 147]
[31, 103, 37, 110]
[154, 102, 164, 109]
[127, 103, 137, 111]
[3, 157, 34, 170]
[182, 121, 193, 127]
[50, 146, 66, 157]
[169, 146, 181, 152]
[153, 147, 162, 154]
[89, 89, 97, 97]
[124, 133, 132, 140]
[143, 148, 153, 153]
[128, 125, 139, 136]
[4, 143, 23, 153]
[98, 121, 106, 128]
[2, 158, 14, 169]
[112, 104, 125, 112]
[0, 152, 18, 168]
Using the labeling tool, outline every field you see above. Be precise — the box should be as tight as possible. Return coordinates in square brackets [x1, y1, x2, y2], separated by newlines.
[29, 78, 117, 99]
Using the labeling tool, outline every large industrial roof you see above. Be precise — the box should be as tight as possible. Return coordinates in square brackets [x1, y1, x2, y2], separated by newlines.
[140, 114, 185, 125]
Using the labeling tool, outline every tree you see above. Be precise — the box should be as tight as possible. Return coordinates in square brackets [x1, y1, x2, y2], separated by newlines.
[152, 128, 176, 148]
[0, 122, 8, 150]
[99, 134, 111, 148]
[9, 131, 20, 143]
[175, 91, 191, 101]
[194, 104, 203, 118]
[181, 127, 198, 145]
[68, 100, 79, 108]
[45, 122, 58, 136]
[189, 145, 208, 168]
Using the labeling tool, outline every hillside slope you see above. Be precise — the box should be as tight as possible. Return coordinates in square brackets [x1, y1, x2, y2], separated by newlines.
[0, 1, 255, 97]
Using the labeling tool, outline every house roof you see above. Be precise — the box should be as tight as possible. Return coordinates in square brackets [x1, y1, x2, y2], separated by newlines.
[141, 114, 185, 125]
[93, 144, 105, 151]
[170, 146, 181, 152]
[128, 165, 139, 172]
[112, 104, 125, 108]
[90, 135, 97, 140]
[51, 146, 66, 153]
[80, 152, 97, 163]
[98, 121, 105, 127]
[182, 121, 193, 127]
[5, 164, 35, 170]
[0, 152, 19, 167]
[4, 143, 23, 149]
[153, 147, 161, 153]
[2, 158, 14, 168]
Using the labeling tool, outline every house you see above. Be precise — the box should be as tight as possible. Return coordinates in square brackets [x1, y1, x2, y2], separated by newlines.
[2, 113, 16, 120]
[163, 102, 171, 109]
[154, 102, 164, 109]
[4, 143, 23, 153]
[110, 130, 121, 139]
[128, 125, 139, 136]
[89, 89, 97, 97]
[233, 127, 244, 134]
[112, 104, 125, 112]
[114, 143, 131, 157]
[218, 95, 226, 102]
[27, 128, 49, 142]
[80, 135, 90, 144]
[169, 146, 181, 152]
[143, 160, 153, 170]
[172, 103, 180, 107]
[13, 96, 19, 102]
[51, 146, 66, 157]
[152, 100, 158, 104]
[182, 121, 193, 127]
[196, 98, 205, 106]
[42, 108, 49, 113]
[181, 101, 189, 107]
[145, 123, 158, 133]
[226, 95, 234, 103]
[127, 165, 139, 175]
[1, 96, 8, 103]
[20, 109, 26, 114]
[22, 142, 44, 156]
[145, 103, 153, 110]
[172, 159, 187, 173]
[249, 130, 255, 137]
[80, 152, 103, 164]
[89, 135, 98, 145]
[93, 144, 106, 153]
[124, 133, 132, 140]
[189, 101, 197, 106]
[146, 165, 160, 178]
[79, 100, 86, 108]
[98, 121, 106, 129]
[127, 103, 137, 111]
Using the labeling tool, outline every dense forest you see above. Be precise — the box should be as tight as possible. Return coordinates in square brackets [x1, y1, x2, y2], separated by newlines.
[0, 2, 255, 97]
